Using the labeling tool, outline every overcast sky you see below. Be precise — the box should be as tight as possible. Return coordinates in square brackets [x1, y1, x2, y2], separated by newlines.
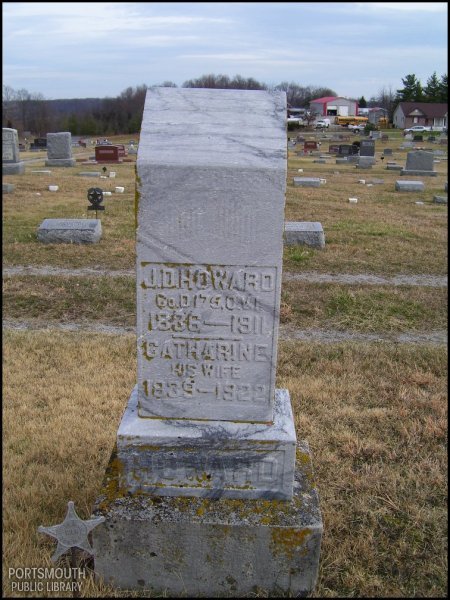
[3, 2, 448, 101]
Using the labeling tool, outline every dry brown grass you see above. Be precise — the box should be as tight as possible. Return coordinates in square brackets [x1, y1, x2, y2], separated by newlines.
[2, 331, 447, 597]
[2, 129, 448, 597]
[3, 133, 448, 275]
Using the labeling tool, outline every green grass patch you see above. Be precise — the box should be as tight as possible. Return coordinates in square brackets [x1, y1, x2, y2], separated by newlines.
[3, 275, 136, 326]
[282, 282, 448, 332]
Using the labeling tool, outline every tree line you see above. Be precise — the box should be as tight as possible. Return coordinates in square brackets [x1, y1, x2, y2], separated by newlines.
[2, 71, 447, 137]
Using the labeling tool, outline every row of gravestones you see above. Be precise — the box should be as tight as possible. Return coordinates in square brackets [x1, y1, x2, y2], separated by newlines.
[2, 128, 139, 175]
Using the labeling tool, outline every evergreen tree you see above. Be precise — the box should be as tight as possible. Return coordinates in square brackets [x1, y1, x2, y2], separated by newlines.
[423, 72, 441, 102]
[396, 74, 423, 102]
[438, 74, 448, 102]
[358, 95, 367, 108]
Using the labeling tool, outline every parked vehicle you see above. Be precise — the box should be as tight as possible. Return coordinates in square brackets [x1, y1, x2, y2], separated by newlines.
[348, 124, 365, 132]
[403, 125, 432, 133]
[315, 119, 330, 129]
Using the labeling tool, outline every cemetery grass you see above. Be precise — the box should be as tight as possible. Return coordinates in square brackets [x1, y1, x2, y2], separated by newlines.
[2, 133, 448, 276]
[3, 275, 448, 335]
[3, 331, 447, 598]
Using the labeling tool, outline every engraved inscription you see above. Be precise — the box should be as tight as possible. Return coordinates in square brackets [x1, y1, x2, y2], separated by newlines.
[138, 263, 278, 411]
[2, 147, 14, 161]
[126, 449, 283, 489]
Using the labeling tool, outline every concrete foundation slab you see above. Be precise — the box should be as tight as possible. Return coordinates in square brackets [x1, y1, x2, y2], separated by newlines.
[284, 222, 325, 248]
[92, 441, 322, 597]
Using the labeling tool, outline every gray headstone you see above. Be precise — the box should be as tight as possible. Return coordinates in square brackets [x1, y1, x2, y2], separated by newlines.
[2, 128, 25, 174]
[293, 177, 322, 187]
[93, 88, 322, 597]
[433, 195, 447, 204]
[45, 132, 76, 167]
[284, 222, 325, 248]
[383, 148, 393, 155]
[357, 156, 375, 168]
[37, 219, 102, 243]
[136, 87, 287, 424]
[401, 150, 437, 177]
[3, 182, 15, 193]
[395, 180, 425, 192]
[79, 172, 101, 177]
[359, 140, 375, 157]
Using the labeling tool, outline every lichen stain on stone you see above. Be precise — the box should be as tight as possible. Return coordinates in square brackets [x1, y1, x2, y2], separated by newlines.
[97, 453, 127, 511]
[296, 450, 318, 489]
[271, 527, 311, 560]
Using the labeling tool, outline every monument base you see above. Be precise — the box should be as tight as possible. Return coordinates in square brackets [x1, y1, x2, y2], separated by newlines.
[3, 162, 25, 175]
[45, 158, 76, 167]
[400, 169, 437, 176]
[92, 442, 322, 597]
[115, 387, 297, 501]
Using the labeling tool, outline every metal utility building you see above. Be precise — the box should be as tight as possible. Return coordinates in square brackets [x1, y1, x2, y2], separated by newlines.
[309, 96, 359, 117]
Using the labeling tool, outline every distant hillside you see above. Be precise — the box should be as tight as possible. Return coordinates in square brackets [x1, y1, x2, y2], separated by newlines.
[43, 98, 104, 116]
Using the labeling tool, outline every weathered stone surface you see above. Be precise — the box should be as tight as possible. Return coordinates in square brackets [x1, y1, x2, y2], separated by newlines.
[3, 162, 25, 175]
[386, 164, 403, 171]
[45, 158, 76, 167]
[37, 219, 102, 243]
[46, 132, 73, 159]
[92, 440, 322, 598]
[359, 140, 375, 157]
[116, 386, 296, 500]
[401, 150, 437, 177]
[136, 87, 287, 423]
[357, 156, 376, 167]
[3, 182, 15, 193]
[395, 180, 425, 192]
[335, 158, 348, 164]
[293, 177, 321, 187]
[433, 195, 448, 204]
[2, 128, 25, 174]
[284, 222, 325, 248]
[3, 128, 21, 163]
[79, 171, 101, 177]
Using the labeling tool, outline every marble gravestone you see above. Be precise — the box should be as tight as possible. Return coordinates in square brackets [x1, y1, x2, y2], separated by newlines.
[401, 150, 437, 177]
[92, 87, 322, 597]
[2, 128, 25, 174]
[45, 132, 76, 167]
